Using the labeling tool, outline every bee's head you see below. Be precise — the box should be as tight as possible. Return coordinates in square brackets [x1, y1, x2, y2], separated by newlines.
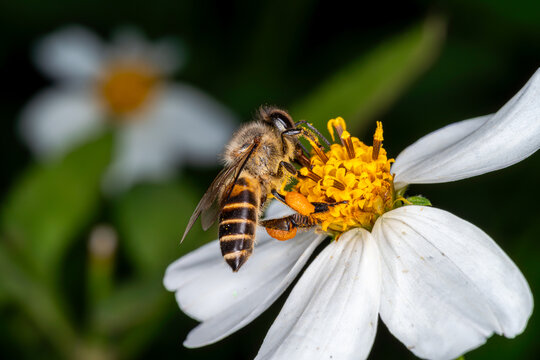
[259, 106, 295, 131]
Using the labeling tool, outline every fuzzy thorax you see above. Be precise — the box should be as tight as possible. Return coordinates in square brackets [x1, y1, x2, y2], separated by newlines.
[295, 118, 394, 234]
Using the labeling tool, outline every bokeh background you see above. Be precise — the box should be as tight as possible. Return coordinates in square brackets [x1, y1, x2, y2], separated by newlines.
[1, 0, 539, 359]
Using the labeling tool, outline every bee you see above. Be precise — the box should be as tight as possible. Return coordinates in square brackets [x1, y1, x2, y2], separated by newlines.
[259, 191, 346, 241]
[182, 106, 342, 272]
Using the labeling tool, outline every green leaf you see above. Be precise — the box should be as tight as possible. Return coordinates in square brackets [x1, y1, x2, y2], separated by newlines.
[113, 181, 212, 274]
[1, 134, 113, 277]
[291, 16, 445, 133]
[406, 195, 432, 206]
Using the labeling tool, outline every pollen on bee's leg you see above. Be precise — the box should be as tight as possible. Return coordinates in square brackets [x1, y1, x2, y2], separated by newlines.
[265, 227, 297, 241]
[285, 191, 315, 216]
[372, 121, 384, 160]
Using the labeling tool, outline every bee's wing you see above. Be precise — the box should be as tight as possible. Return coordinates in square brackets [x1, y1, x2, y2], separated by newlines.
[181, 140, 260, 243]
[200, 199, 220, 231]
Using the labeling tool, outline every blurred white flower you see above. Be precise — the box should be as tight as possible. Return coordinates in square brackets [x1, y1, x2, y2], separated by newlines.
[164, 69, 540, 359]
[20, 25, 236, 192]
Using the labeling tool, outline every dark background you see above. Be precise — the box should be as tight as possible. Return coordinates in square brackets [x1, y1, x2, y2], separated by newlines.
[0, 0, 539, 359]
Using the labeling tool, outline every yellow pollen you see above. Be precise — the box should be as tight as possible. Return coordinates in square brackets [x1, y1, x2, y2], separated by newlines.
[99, 62, 158, 118]
[294, 118, 395, 234]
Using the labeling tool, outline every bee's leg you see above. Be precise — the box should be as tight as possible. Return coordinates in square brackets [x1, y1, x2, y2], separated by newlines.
[284, 119, 331, 147]
[280, 128, 303, 154]
[260, 194, 267, 207]
[294, 144, 312, 168]
[280, 161, 297, 175]
[260, 216, 296, 240]
[271, 189, 287, 204]
[280, 126, 316, 169]
[310, 200, 348, 214]
[281, 128, 302, 137]
[261, 213, 316, 241]
[272, 161, 296, 182]
[270, 190, 347, 216]
[284, 191, 347, 216]
[274, 165, 283, 178]
[282, 122, 329, 157]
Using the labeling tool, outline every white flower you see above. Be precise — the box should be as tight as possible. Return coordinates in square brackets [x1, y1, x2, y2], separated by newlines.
[164, 69, 540, 359]
[20, 25, 236, 192]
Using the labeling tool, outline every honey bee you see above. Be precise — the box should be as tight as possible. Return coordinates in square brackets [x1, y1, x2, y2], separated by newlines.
[259, 191, 346, 241]
[182, 106, 342, 272]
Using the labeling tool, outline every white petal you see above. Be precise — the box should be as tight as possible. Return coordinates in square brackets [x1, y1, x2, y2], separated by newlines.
[256, 228, 381, 360]
[392, 68, 540, 187]
[108, 27, 148, 61]
[19, 86, 104, 159]
[107, 28, 184, 74]
[34, 25, 104, 81]
[391, 116, 488, 189]
[164, 230, 326, 347]
[149, 38, 185, 74]
[102, 114, 177, 192]
[102, 84, 236, 192]
[374, 206, 533, 360]
[147, 83, 236, 166]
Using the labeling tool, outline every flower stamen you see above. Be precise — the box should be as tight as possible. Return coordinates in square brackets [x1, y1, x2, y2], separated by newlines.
[327, 117, 347, 142]
[341, 130, 355, 159]
[294, 118, 395, 234]
[303, 132, 329, 164]
[332, 180, 346, 191]
[299, 167, 322, 182]
[372, 121, 383, 160]
[327, 117, 356, 159]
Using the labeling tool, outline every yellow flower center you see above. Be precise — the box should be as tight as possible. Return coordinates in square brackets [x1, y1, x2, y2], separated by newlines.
[294, 118, 395, 234]
[99, 62, 158, 117]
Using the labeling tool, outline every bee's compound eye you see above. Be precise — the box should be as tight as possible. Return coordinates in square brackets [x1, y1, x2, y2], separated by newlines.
[273, 117, 288, 131]
[269, 110, 294, 130]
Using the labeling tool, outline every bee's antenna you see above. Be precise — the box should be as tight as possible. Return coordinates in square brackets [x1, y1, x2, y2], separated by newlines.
[294, 120, 331, 148]
[297, 141, 310, 157]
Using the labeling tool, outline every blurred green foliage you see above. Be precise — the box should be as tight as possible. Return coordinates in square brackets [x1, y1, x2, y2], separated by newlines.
[1, 134, 112, 280]
[0, 0, 539, 359]
[113, 182, 205, 275]
[292, 16, 445, 133]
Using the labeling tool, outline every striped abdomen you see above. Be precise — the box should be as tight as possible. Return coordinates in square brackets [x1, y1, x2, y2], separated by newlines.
[219, 176, 260, 272]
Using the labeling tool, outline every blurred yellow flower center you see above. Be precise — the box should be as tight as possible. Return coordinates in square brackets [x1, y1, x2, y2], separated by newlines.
[295, 118, 394, 233]
[99, 62, 158, 117]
